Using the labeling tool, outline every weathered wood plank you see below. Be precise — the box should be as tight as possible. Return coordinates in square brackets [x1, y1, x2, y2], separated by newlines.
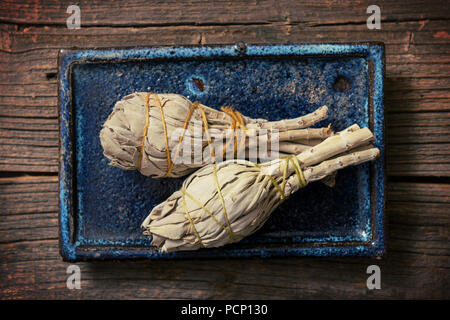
[1, 0, 449, 27]
[387, 113, 450, 144]
[2, 20, 450, 53]
[0, 144, 58, 172]
[1, 20, 449, 103]
[0, 176, 59, 215]
[1, 250, 447, 299]
[387, 144, 450, 177]
[0, 176, 448, 299]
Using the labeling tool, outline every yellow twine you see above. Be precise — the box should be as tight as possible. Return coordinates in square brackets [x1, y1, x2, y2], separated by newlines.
[138, 93, 151, 171]
[181, 190, 205, 248]
[170, 101, 217, 173]
[138, 92, 173, 175]
[178, 155, 307, 248]
[179, 165, 238, 246]
[212, 163, 238, 242]
[221, 106, 247, 157]
[148, 93, 175, 178]
[173, 105, 244, 246]
[139, 93, 307, 248]
[267, 155, 307, 203]
[138, 94, 248, 177]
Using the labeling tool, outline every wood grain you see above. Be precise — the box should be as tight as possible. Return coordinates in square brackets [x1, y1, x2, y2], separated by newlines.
[0, 0, 449, 300]
[1, 0, 448, 25]
[0, 176, 448, 299]
[1, 18, 449, 174]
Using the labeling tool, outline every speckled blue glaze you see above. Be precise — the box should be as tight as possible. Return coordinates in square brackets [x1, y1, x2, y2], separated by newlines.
[59, 43, 385, 261]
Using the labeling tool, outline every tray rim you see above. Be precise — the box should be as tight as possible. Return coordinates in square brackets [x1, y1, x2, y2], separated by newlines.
[58, 42, 386, 261]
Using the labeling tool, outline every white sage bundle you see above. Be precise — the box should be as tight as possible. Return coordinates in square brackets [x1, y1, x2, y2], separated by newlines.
[100, 92, 331, 178]
[142, 124, 380, 252]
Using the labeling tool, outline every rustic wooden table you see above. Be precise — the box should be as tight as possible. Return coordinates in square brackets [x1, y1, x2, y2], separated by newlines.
[0, 0, 448, 299]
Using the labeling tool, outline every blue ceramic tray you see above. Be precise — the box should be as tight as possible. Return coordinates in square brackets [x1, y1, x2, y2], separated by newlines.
[59, 43, 385, 261]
